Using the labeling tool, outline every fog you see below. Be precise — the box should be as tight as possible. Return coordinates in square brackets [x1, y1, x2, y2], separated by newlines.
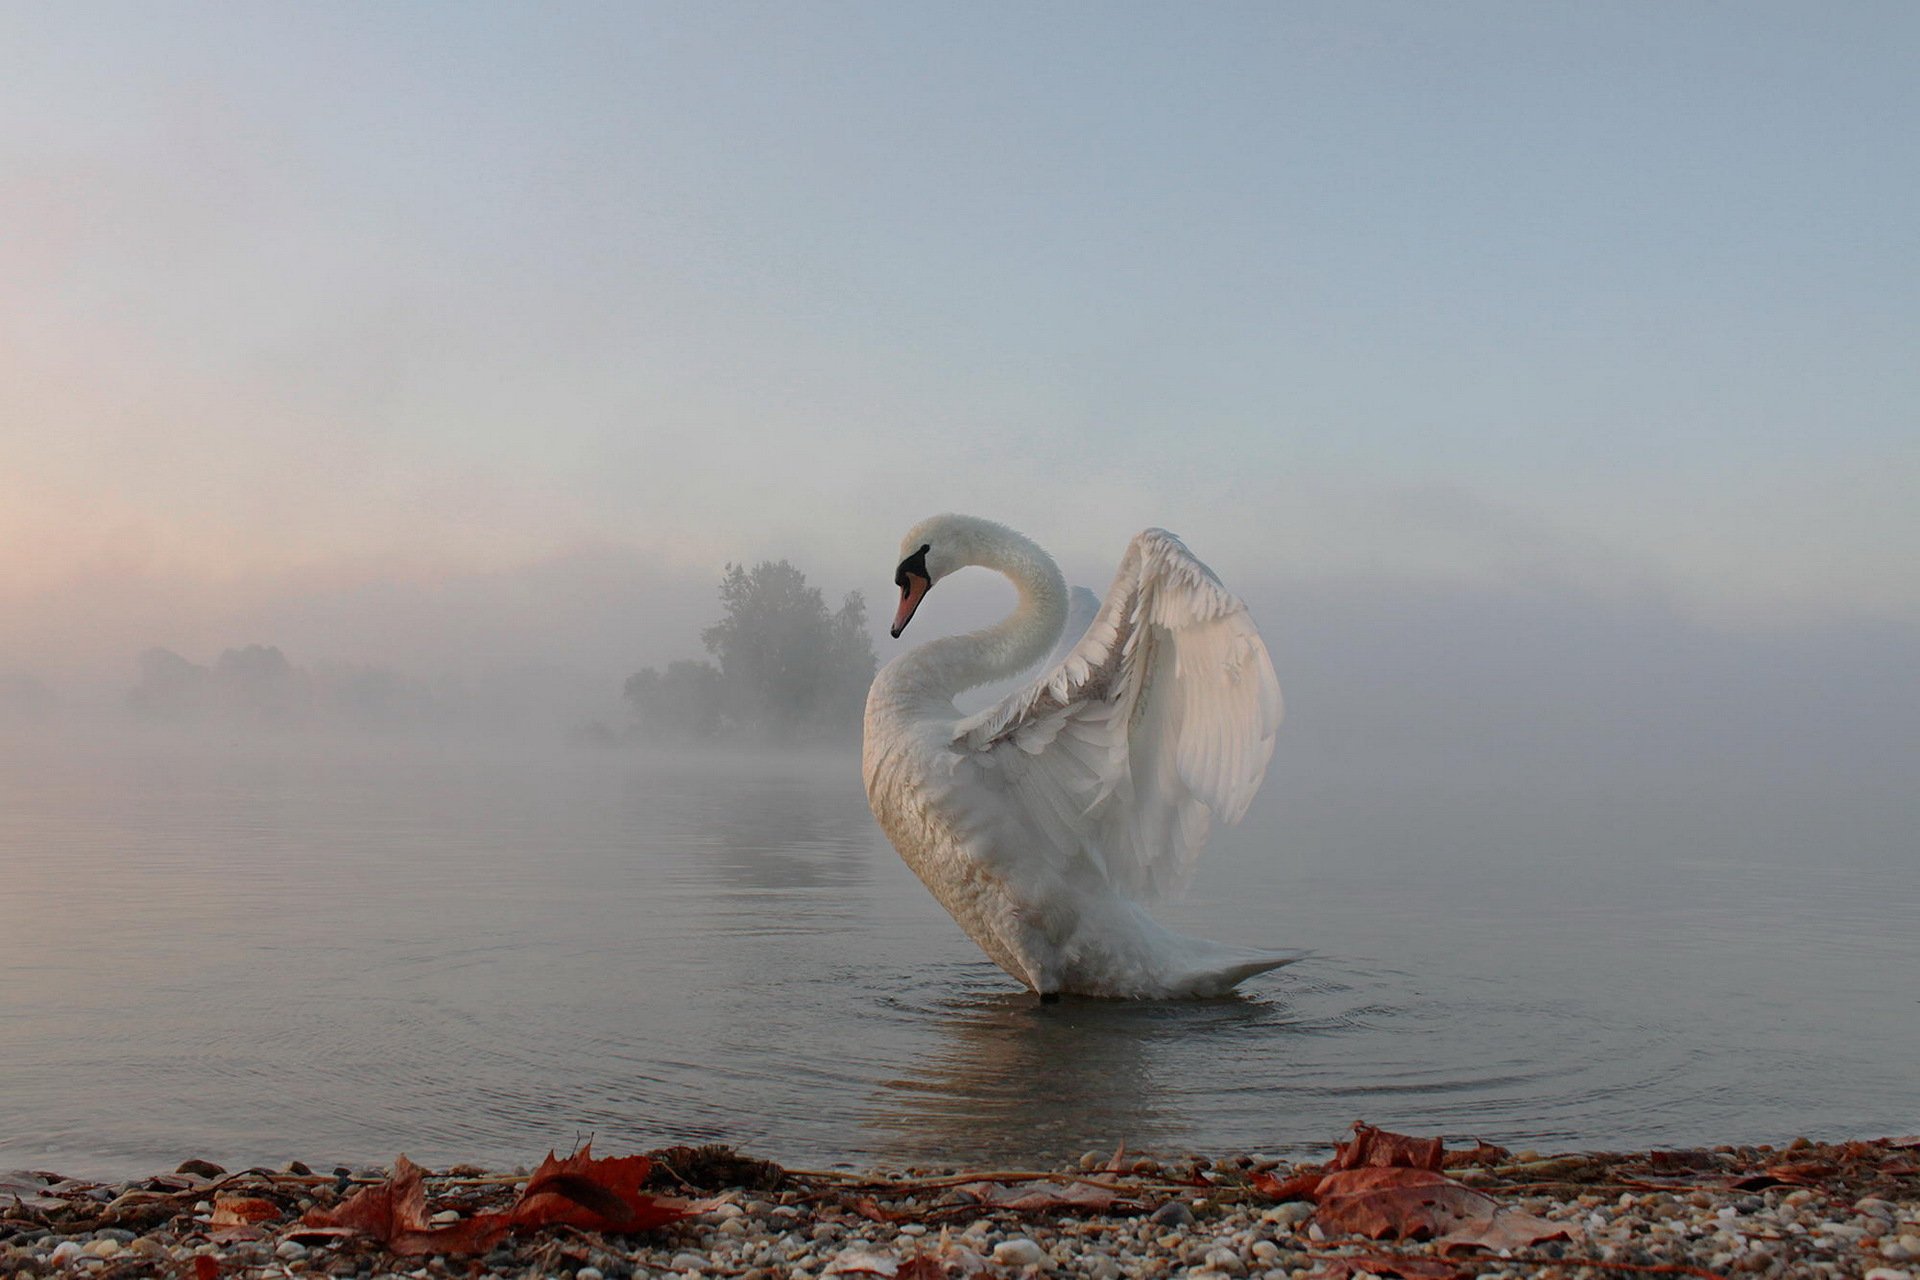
[2, 5, 1912, 800]
[2, 533, 1912, 838]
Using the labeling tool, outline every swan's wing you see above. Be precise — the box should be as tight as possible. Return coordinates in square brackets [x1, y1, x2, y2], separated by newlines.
[1045, 585, 1102, 669]
[950, 529, 1282, 901]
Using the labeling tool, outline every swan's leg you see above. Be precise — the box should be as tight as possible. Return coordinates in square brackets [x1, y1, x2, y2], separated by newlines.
[1038, 991, 1061, 1005]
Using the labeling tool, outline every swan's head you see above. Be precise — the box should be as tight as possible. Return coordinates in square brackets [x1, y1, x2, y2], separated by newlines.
[889, 513, 1001, 638]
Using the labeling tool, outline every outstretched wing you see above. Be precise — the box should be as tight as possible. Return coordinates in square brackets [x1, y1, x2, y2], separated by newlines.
[950, 529, 1282, 901]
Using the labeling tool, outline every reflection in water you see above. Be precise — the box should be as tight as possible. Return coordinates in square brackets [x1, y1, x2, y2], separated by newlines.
[869, 982, 1294, 1166]
[3, 732, 1918, 1178]
[677, 760, 874, 893]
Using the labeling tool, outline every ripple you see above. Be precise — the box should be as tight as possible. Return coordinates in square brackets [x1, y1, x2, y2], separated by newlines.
[3, 735, 1917, 1177]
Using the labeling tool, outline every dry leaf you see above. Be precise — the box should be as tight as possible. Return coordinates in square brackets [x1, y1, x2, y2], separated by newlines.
[208, 1197, 280, 1225]
[1252, 1169, 1327, 1202]
[1439, 1141, 1512, 1170]
[1313, 1167, 1499, 1240]
[300, 1155, 508, 1256]
[951, 1180, 1118, 1213]
[301, 1147, 702, 1256]
[1329, 1123, 1447, 1173]
[1436, 1208, 1572, 1254]
[512, 1145, 700, 1233]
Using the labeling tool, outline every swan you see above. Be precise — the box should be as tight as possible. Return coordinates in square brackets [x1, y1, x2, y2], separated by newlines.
[862, 514, 1294, 999]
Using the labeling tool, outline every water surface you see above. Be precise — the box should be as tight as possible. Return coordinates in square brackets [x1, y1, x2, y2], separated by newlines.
[1, 730, 1913, 1177]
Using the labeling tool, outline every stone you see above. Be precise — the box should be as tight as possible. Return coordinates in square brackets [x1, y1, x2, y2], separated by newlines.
[992, 1237, 1046, 1267]
[1150, 1201, 1196, 1228]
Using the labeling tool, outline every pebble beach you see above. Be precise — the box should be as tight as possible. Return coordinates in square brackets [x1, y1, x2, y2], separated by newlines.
[4, 1133, 1917, 1280]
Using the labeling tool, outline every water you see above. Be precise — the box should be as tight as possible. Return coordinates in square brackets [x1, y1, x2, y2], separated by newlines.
[1, 729, 1914, 1179]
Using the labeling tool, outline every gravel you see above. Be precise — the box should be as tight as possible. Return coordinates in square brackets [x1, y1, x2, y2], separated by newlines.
[1, 1137, 1915, 1278]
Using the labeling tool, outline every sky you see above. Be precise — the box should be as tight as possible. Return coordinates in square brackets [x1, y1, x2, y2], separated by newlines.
[1, 2, 1915, 702]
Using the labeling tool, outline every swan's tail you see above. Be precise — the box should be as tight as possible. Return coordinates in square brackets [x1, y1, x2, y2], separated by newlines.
[1173, 945, 1309, 997]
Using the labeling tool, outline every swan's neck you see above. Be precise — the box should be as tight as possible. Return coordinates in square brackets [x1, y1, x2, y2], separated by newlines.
[894, 528, 1068, 703]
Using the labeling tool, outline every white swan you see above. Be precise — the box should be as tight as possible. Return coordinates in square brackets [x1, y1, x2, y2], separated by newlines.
[862, 514, 1294, 999]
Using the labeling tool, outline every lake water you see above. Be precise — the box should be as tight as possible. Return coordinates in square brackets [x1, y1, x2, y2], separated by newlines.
[1, 728, 1914, 1179]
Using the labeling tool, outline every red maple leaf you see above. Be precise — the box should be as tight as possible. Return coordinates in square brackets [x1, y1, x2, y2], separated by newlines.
[300, 1147, 704, 1255]
[511, 1145, 698, 1233]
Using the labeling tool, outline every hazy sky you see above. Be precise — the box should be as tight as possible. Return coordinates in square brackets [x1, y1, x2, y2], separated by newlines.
[2, 3, 1914, 684]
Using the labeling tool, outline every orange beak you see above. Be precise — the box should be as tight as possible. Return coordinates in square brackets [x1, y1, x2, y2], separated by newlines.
[891, 574, 930, 638]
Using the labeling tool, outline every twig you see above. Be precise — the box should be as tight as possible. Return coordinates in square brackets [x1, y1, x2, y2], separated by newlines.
[1294, 1249, 1729, 1280]
[788, 1168, 1182, 1195]
[1504, 1253, 1730, 1280]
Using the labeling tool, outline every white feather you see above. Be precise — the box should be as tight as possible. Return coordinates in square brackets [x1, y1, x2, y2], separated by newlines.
[863, 517, 1295, 998]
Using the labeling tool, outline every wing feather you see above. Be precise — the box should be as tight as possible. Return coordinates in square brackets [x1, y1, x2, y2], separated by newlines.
[950, 529, 1282, 901]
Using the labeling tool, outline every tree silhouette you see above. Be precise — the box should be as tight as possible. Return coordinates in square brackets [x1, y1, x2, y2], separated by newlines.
[626, 560, 876, 744]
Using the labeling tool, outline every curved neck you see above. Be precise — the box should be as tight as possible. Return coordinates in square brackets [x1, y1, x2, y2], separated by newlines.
[894, 526, 1068, 702]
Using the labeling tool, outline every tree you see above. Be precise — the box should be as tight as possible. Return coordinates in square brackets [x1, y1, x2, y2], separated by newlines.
[127, 647, 214, 721]
[623, 659, 724, 742]
[624, 560, 877, 745]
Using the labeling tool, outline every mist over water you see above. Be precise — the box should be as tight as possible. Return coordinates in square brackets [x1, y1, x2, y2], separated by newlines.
[2, 710, 1912, 1179]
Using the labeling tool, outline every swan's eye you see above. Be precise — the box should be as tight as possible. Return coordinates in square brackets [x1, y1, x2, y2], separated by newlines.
[895, 543, 931, 590]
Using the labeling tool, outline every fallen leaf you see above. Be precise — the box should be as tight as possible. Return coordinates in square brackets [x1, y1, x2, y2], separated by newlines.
[301, 1155, 509, 1256]
[1330, 1124, 1447, 1174]
[1313, 1167, 1499, 1240]
[302, 1147, 704, 1255]
[1440, 1141, 1512, 1170]
[193, 1256, 221, 1280]
[209, 1197, 281, 1225]
[950, 1180, 1118, 1213]
[512, 1145, 703, 1233]
[851, 1197, 906, 1224]
[0, 1172, 67, 1213]
[1436, 1208, 1573, 1254]
[1253, 1169, 1328, 1202]
[1731, 1162, 1838, 1191]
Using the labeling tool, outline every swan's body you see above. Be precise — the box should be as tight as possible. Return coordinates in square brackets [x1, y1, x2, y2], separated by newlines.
[862, 514, 1292, 998]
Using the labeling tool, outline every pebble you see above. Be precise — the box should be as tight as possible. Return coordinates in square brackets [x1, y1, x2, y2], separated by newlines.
[4, 1139, 1915, 1280]
[992, 1237, 1045, 1267]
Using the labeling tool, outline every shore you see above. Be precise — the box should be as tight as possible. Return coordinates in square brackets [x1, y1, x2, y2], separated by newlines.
[3, 1133, 1916, 1280]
